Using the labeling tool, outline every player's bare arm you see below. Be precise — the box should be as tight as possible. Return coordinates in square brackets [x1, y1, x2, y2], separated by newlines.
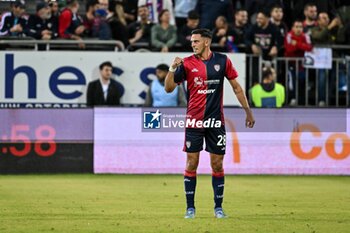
[164, 57, 183, 93]
[229, 79, 255, 128]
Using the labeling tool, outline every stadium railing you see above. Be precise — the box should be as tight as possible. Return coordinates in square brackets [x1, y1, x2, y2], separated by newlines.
[1, 38, 350, 107]
[0, 37, 125, 51]
[246, 45, 350, 107]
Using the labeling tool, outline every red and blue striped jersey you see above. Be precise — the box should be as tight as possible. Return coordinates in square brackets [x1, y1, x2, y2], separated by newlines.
[174, 52, 238, 126]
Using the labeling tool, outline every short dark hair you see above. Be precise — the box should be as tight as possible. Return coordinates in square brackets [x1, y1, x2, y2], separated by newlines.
[292, 19, 303, 26]
[99, 61, 113, 70]
[191, 28, 212, 39]
[235, 8, 247, 15]
[257, 9, 270, 18]
[66, 0, 78, 7]
[156, 63, 169, 71]
[304, 3, 316, 11]
[270, 3, 283, 12]
[86, 0, 98, 12]
[188, 10, 199, 20]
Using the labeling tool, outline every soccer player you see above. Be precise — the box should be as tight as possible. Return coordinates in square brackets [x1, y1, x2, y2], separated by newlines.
[164, 28, 255, 219]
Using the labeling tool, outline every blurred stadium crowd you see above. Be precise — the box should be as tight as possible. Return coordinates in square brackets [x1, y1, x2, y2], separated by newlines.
[1, 0, 349, 52]
[1, 0, 350, 107]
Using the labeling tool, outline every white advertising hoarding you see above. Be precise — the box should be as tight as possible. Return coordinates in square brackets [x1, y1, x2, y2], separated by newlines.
[0, 52, 246, 107]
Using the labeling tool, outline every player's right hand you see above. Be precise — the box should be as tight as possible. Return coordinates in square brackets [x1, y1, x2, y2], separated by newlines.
[171, 57, 183, 69]
[246, 113, 255, 128]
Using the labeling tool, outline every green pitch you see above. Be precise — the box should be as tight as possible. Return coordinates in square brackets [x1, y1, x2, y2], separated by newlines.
[0, 175, 349, 233]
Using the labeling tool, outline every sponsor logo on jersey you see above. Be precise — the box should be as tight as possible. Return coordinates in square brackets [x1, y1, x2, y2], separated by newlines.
[214, 64, 221, 72]
[191, 68, 199, 72]
[198, 89, 215, 94]
[204, 79, 220, 85]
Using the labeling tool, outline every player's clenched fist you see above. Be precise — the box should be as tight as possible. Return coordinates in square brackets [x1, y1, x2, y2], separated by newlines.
[171, 57, 184, 69]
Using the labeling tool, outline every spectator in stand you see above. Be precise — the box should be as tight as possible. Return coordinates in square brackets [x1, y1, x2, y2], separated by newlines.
[27, 2, 58, 40]
[151, 9, 177, 52]
[174, 0, 198, 29]
[92, 6, 111, 40]
[211, 16, 236, 52]
[82, 0, 99, 38]
[303, 3, 318, 35]
[98, 0, 109, 11]
[177, 10, 199, 51]
[128, 5, 154, 48]
[0, 0, 28, 37]
[284, 19, 313, 106]
[311, 13, 345, 45]
[59, 0, 85, 48]
[108, 1, 129, 47]
[123, 0, 138, 24]
[270, 4, 288, 55]
[48, 0, 60, 18]
[87, 61, 121, 106]
[250, 67, 285, 108]
[311, 12, 345, 106]
[245, 9, 279, 60]
[144, 64, 187, 107]
[138, 0, 175, 25]
[231, 8, 249, 50]
[196, 0, 234, 30]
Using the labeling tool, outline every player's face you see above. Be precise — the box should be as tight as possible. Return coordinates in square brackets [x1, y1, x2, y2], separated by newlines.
[100, 66, 113, 80]
[191, 34, 207, 56]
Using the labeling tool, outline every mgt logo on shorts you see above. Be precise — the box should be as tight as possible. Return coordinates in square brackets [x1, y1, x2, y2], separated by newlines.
[143, 109, 162, 129]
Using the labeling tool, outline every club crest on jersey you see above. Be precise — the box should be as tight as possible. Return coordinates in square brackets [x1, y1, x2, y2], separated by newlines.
[186, 141, 191, 148]
[214, 64, 220, 72]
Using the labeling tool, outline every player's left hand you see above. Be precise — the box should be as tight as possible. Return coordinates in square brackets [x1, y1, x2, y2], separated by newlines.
[245, 112, 255, 128]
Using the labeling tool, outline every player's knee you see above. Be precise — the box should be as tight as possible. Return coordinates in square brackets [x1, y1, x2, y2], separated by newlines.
[211, 160, 223, 172]
[186, 158, 199, 171]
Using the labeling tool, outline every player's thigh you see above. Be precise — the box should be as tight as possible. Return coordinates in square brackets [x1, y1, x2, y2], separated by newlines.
[204, 126, 226, 155]
[183, 128, 205, 153]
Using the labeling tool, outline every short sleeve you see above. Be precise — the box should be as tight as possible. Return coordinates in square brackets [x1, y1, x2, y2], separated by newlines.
[174, 64, 186, 84]
[225, 56, 238, 80]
